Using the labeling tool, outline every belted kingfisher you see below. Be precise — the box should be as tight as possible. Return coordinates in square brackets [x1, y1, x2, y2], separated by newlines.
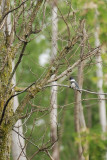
[69, 77, 81, 93]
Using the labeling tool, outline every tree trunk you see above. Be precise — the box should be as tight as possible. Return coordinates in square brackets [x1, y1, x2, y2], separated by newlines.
[95, 8, 107, 160]
[12, 62, 26, 160]
[12, 120, 26, 160]
[74, 65, 86, 160]
[0, 1, 13, 159]
[95, 9, 106, 133]
[74, 21, 88, 160]
[50, 1, 59, 160]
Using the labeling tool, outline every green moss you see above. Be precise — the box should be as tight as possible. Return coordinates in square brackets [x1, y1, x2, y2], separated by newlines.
[0, 20, 13, 160]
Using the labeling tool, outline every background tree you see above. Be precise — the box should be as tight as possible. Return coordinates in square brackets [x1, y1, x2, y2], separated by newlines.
[12, 61, 26, 160]
[50, 0, 59, 160]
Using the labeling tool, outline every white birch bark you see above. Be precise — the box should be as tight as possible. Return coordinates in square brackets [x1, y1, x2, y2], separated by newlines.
[95, 8, 107, 160]
[78, 66, 86, 130]
[95, 9, 106, 133]
[50, 2, 59, 160]
[12, 62, 26, 160]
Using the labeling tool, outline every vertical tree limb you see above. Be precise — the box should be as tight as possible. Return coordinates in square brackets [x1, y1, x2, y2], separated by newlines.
[12, 61, 26, 160]
[50, 1, 59, 160]
[74, 21, 89, 160]
[95, 8, 106, 133]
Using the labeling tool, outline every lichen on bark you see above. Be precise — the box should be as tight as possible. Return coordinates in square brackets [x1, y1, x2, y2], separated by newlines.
[0, 4, 13, 159]
[0, 35, 13, 159]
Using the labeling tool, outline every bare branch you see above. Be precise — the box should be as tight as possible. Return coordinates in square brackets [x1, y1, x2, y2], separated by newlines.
[0, 0, 29, 25]
[12, 128, 39, 149]
[47, 47, 100, 83]
[44, 84, 107, 95]
[7, 42, 27, 89]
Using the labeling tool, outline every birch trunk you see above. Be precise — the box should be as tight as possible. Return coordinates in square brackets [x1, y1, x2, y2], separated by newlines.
[95, 8, 107, 160]
[95, 9, 106, 133]
[50, 1, 59, 160]
[12, 62, 26, 160]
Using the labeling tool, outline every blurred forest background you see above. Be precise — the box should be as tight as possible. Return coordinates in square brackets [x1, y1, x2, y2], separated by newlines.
[3, 0, 106, 159]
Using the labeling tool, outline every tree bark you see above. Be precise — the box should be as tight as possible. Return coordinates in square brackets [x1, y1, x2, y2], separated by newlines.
[95, 8, 107, 160]
[12, 120, 26, 160]
[0, 1, 13, 159]
[74, 21, 88, 160]
[0, 1, 44, 158]
[12, 62, 26, 160]
[74, 64, 86, 160]
[95, 8, 106, 133]
[50, 1, 59, 160]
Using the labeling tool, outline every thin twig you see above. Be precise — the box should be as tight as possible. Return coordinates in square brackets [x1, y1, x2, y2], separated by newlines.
[12, 128, 39, 149]
[7, 42, 27, 88]
[0, 0, 28, 25]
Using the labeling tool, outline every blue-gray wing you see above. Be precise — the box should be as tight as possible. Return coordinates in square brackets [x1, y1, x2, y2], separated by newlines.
[75, 81, 81, 93]
[75, 81, 80, 90]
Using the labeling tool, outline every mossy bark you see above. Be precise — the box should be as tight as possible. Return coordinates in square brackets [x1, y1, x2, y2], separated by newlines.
[0, 21, 13, 160]
[0, 0, 45, 159]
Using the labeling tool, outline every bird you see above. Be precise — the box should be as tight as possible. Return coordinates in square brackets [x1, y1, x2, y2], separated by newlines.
[69, 76, 81, 93]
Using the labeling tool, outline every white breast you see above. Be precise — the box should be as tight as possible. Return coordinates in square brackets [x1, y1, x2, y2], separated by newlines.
[71, 82, 76, 88]
[70, 79, 75, 82]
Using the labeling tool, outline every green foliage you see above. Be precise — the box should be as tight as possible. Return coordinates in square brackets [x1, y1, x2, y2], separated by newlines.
[74, 129, 107, 160]
[89, 132, 107, 160]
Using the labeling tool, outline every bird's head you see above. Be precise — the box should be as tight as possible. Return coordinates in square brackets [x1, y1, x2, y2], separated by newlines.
[69, 76, 74, 80]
